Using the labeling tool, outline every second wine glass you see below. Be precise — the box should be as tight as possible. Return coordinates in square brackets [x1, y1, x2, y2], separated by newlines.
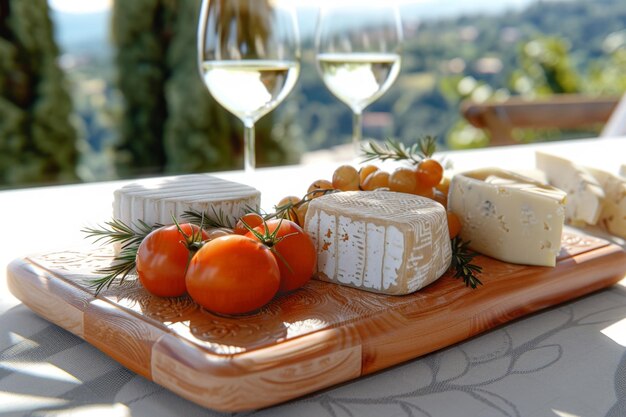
[198, 0, 301, 172]
[315, 3, 403, 156]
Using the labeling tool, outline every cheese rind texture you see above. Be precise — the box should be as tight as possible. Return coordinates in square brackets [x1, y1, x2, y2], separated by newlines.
[448, 168, 566, 267]
[113, 174, 260, 230]
[535, 151, 605, 226]
[587, 167, 626, 239]
[303, 191, 451, 295]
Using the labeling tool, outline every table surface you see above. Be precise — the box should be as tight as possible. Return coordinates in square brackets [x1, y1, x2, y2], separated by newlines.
[1, 137, 626, 417]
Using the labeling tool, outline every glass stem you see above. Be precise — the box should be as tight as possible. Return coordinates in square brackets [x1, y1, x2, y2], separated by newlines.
[352, 110, 363, 157]
[243, 120, 255, 173]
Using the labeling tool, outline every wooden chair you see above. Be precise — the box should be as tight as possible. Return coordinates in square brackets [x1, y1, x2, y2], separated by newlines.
[600, 93, 626, 137]
[461, 94, 622, 146]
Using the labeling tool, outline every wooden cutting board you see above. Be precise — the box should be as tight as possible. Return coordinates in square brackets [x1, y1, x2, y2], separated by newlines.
[7, 230, 626, 412]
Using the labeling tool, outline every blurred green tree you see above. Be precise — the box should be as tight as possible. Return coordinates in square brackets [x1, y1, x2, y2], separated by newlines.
[111, 0, 170, 177]
[112, 0, 291, 177]
[587, 29, 626, 94]
[446, 36, 591, 149]
[510, 36, 581, 96]
[162, 0, 236, 173]
[0, 0, 78, 187]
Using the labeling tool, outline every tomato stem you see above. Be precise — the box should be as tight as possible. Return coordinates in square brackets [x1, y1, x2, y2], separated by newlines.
[171, 213, 209, 276]
[241, 216, 298, 274]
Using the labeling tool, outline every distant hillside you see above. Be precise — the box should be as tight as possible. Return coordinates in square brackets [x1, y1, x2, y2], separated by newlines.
[297, 0, 540, 40]
[297, 0, 626, 151]
[49, 0, 626, 176]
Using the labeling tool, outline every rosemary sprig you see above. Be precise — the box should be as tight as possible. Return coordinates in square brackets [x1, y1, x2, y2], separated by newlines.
[181, 206, 240, 229]
[88, 245, 138, 294]
[361, 135, 438, 165]
[82, 219, 159, 294]
[82, 218, 157, 249]
[450, 236, 483, 289]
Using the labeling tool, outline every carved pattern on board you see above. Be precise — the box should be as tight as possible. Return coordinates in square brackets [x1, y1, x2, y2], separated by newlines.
[561, 231, 598, 252]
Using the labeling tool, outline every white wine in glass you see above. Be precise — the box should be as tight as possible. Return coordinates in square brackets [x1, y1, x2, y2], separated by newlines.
[315, 4, 403, 156]
[198, 0, 300, 173]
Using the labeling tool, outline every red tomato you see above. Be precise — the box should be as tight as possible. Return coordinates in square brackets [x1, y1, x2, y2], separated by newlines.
[233, 212, 264, 235]
[136, 223, 208, 297]
[246, 219, 316, 293]
[185, 234, 280, 315]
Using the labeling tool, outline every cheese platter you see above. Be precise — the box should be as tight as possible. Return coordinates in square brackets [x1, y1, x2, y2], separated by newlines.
[6, 138, 626, 412]
[7, 228, 626, 412]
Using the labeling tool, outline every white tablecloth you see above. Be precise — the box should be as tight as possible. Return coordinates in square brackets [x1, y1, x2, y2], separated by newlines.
[1, 137, 625, 417]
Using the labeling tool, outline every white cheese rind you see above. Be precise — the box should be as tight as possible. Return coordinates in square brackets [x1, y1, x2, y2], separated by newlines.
[535, 151, 605, 226]
[448, 168, 566, 267]
[303, 191, 451, 295]
[112, 174, 260, 230]
[587, 167, 626, 239]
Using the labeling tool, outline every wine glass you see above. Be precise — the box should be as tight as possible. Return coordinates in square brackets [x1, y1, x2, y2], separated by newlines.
[315, 3, 403, 156]
[198, 0, 301, 173]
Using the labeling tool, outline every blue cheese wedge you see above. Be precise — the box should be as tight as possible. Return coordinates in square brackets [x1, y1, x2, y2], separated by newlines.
[448, 168, 566, 267]
[587, 167, 626, 239]
[113, 174, 260, 230]
[303, 191, 451, 295]
[535, 151, 605, 226]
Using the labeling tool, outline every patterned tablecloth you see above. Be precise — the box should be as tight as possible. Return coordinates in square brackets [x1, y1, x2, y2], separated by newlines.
[1, 137, 626, 417]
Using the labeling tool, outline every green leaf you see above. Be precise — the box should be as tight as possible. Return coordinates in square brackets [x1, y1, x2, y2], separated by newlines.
[450, 236, 483, 289]
[360, 136, 439, 165]
[181, 207, 235, 229]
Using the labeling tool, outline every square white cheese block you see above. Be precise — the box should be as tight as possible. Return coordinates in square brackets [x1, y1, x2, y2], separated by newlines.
[535, 151, 605, 226]
[113, 174, 260, 230]
[448, 168, 566, 267]
[303, 191, 452, 295]
[587, 167, 626, 239]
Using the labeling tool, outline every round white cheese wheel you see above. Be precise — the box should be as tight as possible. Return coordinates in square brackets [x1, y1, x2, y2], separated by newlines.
[304, 190, 451, 295]
[113, 174, 260, 231]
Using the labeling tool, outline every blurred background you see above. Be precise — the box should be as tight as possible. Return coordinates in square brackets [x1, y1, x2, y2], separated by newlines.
[1, 0, 625, 189]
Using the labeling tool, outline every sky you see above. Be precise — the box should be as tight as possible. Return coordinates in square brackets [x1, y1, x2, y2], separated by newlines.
[47, 0, 538, 16]
[48, 0, 111, 14]
[47, 0, 543, 50]
[47, 1, 426, 14]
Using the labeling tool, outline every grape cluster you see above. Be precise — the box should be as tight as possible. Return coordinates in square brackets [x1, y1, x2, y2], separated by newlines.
[275, 159, 462, 239]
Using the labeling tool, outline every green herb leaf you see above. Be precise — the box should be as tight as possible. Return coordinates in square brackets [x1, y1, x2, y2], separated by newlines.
[450, 236, 483, 289]
[82, 218, 156, 249]
[181, 206, 236, 229]
[360, 136, 439, 165]
[86, 245, 139, 294]
[418, 135, 438, 158]
[82, 218, 159, 294]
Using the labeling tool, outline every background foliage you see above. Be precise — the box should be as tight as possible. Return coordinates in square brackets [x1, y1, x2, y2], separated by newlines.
[2, 0, 626, 188]
[111, 0, 296, 179]
[0, 0, 78, 188]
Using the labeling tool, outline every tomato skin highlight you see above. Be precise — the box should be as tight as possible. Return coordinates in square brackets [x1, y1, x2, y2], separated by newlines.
[185, 234, 280, 315]
[416, 159, 444, 188]
[136, 223, 207, 297]
[233, 213, 264, 235]
[247, 219, 317, 293]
